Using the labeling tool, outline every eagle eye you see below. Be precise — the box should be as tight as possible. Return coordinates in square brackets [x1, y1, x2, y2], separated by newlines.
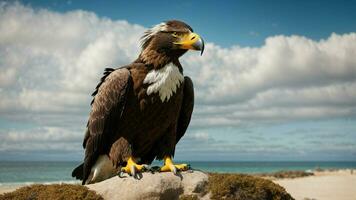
[172, 32, 179, 38]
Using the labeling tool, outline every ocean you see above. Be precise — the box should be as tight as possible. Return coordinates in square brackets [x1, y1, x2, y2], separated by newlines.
[1, 161, 355, 186]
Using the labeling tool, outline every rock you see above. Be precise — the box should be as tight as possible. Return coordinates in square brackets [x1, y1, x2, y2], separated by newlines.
[86, 170, 209, 200]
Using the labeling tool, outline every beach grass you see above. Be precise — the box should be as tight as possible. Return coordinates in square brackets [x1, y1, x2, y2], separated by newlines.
[254, 170, 314, 179]
[208, 173, 294, 200]
[0, 183, 102, 200]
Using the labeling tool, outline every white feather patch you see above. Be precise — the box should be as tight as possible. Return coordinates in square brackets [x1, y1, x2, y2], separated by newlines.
[141, 22, 168, 45]
[143, 63, 184, 102]
[88, 155, 117, 184]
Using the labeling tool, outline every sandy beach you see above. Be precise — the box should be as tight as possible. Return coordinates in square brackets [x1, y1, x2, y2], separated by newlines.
[274, 169, 356, 200]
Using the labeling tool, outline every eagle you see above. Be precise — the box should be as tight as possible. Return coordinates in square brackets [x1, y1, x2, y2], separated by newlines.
[72, 20, 204, 185]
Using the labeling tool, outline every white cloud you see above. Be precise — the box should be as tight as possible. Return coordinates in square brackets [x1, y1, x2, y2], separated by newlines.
[183, 34, 356, 104]
[0, 126, 82, 152]
[182, 33, 356, 126]
[175, 127, 356, 161]
[0, 2, 143, 117]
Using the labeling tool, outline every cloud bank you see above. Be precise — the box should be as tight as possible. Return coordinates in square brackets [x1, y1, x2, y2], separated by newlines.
[1, 3, 356, 160]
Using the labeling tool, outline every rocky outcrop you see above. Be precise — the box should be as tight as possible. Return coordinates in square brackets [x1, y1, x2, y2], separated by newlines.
[86, 170, 209, 200]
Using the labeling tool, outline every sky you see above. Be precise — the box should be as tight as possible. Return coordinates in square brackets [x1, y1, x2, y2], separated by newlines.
[0, 0, 356, 161]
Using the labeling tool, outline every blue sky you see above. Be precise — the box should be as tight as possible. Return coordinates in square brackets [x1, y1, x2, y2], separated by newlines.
[0, 0, 356, 161]
[20, 0, 356, 47]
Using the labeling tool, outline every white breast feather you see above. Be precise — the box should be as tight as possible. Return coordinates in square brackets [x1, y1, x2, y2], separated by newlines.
[143, 63, 184, 102]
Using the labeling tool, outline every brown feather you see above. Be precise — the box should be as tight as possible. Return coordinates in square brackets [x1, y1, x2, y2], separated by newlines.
[82, 68, 131, 184]
[109, 137, 132, 168]
[176, 76, 194, 144]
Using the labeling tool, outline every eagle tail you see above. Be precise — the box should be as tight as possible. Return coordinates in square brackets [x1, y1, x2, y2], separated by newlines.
[72, 163, 84, 181]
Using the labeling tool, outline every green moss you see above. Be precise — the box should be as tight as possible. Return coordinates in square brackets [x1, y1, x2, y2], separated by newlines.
[209, 173, 294, 200]
[0, 184, 103, 200]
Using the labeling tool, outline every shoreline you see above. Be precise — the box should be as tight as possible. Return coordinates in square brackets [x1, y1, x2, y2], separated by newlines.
[1, 168, 356, 199]
[0, 181, 81, 195]
[0, 185, 20, 195]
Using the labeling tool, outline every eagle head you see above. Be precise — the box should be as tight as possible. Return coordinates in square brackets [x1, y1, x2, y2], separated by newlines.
[140, 20, 204, 65]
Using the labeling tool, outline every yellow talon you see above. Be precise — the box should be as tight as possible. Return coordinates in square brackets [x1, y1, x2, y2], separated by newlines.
[160, 156, 188, 174]
[121, 157, 147, 176]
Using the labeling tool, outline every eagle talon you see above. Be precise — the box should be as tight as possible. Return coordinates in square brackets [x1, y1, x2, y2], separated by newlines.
[121, 157, 147, 176]
[118, 171, 126, 178]
[160, 156, 189, 174]
[142, 164, 150, 172]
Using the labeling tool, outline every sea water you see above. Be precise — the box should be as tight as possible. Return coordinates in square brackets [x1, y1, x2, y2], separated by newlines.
[1, 161, 355, 186]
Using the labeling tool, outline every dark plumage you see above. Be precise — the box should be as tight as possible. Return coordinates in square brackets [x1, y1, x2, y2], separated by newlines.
[72, 20, 204, 184]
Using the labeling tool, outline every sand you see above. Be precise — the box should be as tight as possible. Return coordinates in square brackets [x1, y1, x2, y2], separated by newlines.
[274, 169, 356, 200]
[0, 185, 22, 194]
[0, 181, 80, 195]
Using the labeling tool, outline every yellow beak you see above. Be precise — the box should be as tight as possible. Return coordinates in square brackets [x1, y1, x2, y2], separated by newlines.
[174, 32, 205, 55]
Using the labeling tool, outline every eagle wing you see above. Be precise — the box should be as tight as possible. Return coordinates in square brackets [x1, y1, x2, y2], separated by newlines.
[81, 67, 131, 184]
[176, 76, 194, 144]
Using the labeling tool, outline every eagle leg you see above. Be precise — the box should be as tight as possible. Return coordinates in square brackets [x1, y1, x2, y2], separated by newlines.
[121, 157, 148, 177]
[160, 156, 188, 174]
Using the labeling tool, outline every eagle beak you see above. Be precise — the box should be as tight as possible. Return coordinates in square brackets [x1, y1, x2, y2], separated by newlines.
[174, 32, 205, 55]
